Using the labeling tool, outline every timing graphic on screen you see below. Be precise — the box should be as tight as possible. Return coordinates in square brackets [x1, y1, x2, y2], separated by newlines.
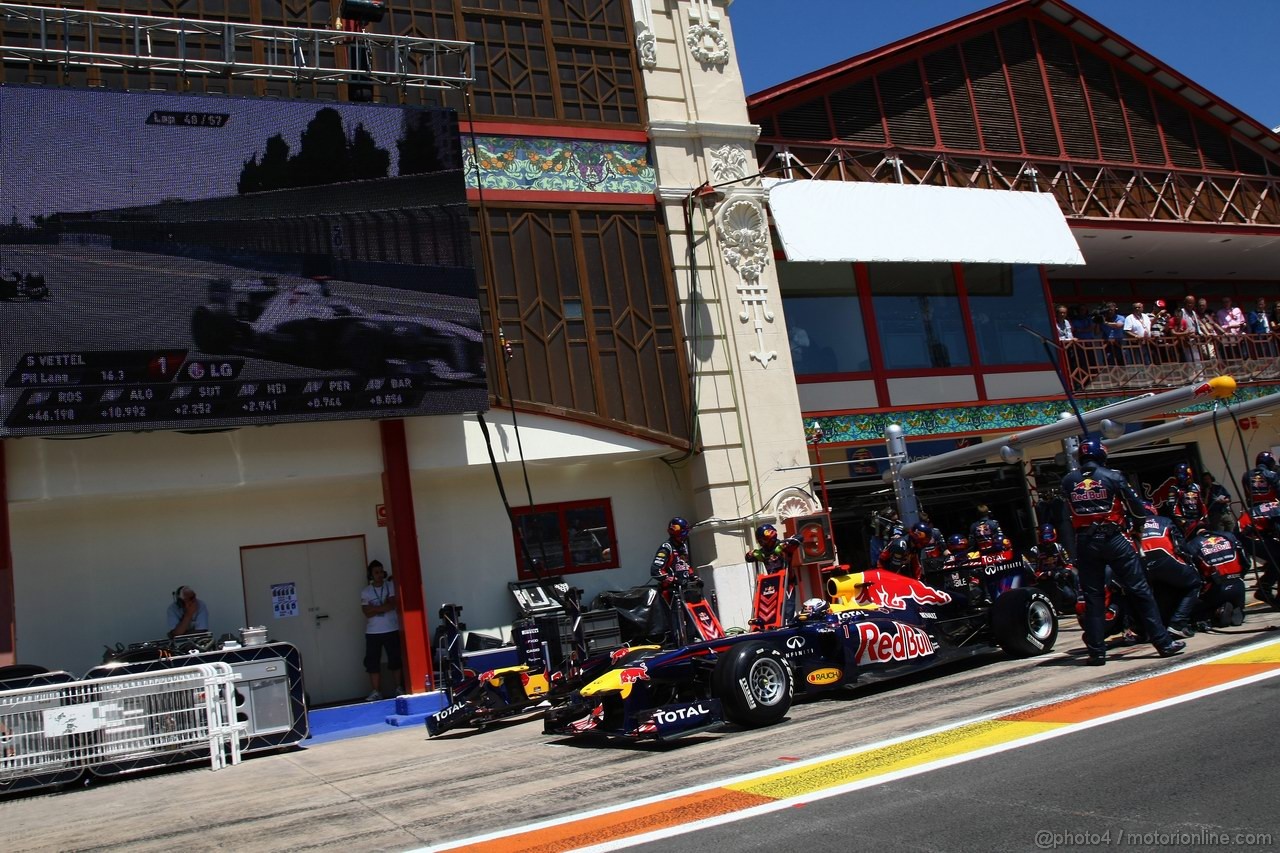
[0, 85, 487, 437]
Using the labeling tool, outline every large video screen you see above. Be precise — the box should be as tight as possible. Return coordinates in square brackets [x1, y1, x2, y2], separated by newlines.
[0, 85, 486, 437]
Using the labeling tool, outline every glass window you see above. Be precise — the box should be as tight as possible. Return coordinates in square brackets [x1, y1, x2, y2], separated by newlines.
[512, 499, 618, 578]
[965, 264, 1053, 365]
[777, 262, 870, 375]
[867, 263, 969, 369]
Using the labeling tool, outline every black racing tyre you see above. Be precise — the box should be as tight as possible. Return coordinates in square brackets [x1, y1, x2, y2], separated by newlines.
[191, 307, 240, 353]
[711, 641, 792, 728]
[991, 588, 1058, 658]
[340, 324, 387, 374]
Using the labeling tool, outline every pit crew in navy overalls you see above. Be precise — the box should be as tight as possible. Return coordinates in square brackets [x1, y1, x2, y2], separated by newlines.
[877, 536, 920, 580]
[1184, 527, 1249, 628]
[652, 516, 693, 582]
[1161, 462, 1200, 527]
[1028, 523, 1079, 611]
[1136, 515, 1200, 639]
[907, 522, 948, 574]
[1241, 452, 1280, 606]
[1061, 438, 1184, 665]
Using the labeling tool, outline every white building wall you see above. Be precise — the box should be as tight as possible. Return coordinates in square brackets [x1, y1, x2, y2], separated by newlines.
[6, 413, 691, 675]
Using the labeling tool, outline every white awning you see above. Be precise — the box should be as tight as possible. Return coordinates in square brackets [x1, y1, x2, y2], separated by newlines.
[762, 178, 1086, 266]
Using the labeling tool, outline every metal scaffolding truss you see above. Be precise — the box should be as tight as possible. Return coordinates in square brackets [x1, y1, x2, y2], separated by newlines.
[756, 144, 1280, 228]
[0, 3, 474, 90]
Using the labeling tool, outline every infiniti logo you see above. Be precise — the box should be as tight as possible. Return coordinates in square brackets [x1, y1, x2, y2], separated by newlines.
[785, 636, 805, 650]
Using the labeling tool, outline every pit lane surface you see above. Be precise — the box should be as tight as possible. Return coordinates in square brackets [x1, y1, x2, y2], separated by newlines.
[2, 610, 1278, 852]
[619, 677, 1280, 853]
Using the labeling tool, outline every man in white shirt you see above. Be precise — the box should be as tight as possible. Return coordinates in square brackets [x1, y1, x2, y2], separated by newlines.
[1122, 302, 1150, 364]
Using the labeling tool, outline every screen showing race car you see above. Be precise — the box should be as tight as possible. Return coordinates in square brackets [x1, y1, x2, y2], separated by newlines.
[0, 84, 487, 438]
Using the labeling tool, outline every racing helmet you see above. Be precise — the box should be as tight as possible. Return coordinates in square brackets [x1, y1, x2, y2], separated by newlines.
[1078, 437, 1108, 464]
[754, 523, 779, 549]
[799, 598, 830, 618]
[1257, 451, 1277, 472]
[887, 522, 906, 539]
[908, 523, 934, 549]
[668, 516, 691, 543]
[1174, 462, 1194, 485]
[973, 520, 996, 550]
[884, 537, 910, 565]
[946, 533, 969, 552]
[1037, 523, 1058, 545]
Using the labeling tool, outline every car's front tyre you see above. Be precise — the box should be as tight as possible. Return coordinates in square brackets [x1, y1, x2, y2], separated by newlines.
[712, 641, 792, 728]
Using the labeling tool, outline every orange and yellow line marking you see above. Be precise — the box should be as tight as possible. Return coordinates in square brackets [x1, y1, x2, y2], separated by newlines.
[423, 637, 1280, 853]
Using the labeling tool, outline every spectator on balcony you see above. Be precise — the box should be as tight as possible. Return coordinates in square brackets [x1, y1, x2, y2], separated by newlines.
[1174, 295, 1204, 374]
[1196, 296, 1224, 361]
[1249, 298, 1272, 334]
[1215, 296, 1247, 359]
[1122, 302, 1150, 364]
[1101, 301, 1125, 364]
[1149, 300, 1173, 364]
[1197, 297, 1225, 336]
[1249, 298, 1274, 358]
[1070, 304, 1096, 341]
[1055, 304, 1074, 341]
[1216, 297, 1246, 335]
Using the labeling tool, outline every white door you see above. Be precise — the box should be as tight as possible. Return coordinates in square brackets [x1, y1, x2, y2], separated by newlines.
[242, 536, 370, 706]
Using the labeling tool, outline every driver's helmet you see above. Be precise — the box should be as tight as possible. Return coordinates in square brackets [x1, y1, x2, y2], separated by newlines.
[1257, 451, 1277, 472]
[799, 598, 830, 619]
[1178, 488, 1206, 524]
[1174, 462, 1195, 486]
[755, 523, 779, 550]
[1078, 437, 1108, 464]
[887, 521, 906, 539]
[884, 537, 910, 566]
[908, 523, 934, 549]
[668, 516, 690, 543]
[946, 533, 969, 552]
[1037, 523, 1058, 545]
[974, 521, 997, 551]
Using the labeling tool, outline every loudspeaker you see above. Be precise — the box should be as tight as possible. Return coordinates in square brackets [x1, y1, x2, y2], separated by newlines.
[784, 513, 836, 565]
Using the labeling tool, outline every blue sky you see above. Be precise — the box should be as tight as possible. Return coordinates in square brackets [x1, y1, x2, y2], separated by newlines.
[731, 0, 1280, 130]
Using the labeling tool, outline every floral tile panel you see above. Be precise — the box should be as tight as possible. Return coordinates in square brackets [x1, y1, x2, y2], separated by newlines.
[462, 136, 655, 194]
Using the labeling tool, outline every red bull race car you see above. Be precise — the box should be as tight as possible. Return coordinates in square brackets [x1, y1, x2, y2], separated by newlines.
[542, 569, 1057, 743]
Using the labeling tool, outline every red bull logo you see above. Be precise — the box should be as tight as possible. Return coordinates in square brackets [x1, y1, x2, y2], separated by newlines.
[854, 570, 952, 610]
[854, 622, 935, 665]
[618, 666, 649, 685]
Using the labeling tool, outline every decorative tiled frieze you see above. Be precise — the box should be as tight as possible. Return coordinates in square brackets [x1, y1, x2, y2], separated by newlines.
[463, 136, 655, 194]
[804, 383, 1280, 445]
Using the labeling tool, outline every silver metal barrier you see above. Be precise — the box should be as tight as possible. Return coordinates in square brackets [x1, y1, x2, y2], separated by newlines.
[0, 663, 243, 789]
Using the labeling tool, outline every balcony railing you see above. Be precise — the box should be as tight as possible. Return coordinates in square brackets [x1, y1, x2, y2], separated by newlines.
[1062, 333, 1280, 394]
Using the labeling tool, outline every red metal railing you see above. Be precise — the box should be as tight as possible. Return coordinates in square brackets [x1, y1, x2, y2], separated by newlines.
[1061, 333, 1280, 394]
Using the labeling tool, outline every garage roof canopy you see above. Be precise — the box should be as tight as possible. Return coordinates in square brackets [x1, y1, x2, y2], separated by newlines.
[762, 179, 1086, 266]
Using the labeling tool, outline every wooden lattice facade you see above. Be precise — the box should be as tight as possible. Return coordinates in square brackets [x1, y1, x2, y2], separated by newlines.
[748, 0, 1280, 228]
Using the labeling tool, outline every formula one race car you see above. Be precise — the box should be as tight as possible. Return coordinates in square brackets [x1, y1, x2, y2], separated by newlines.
[190, 276, 483, 382]
[542, 568, 1057, 742]
[0, 267, 48, 300]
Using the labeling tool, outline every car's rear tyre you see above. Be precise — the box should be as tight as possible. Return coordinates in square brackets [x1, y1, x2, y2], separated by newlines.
[712, 641, 791, 728]
[992, 588, 1058, 657]
[192, 307, 241, 353]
